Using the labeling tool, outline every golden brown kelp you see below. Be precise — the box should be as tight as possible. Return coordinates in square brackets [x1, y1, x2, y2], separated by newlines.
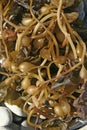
[0, 0, 87, 129]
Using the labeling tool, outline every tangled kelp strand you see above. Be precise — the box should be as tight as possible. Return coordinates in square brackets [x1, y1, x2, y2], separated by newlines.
[0, 0, 87, 129]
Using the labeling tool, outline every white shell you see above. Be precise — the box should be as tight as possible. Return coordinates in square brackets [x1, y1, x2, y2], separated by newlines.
[40, 115, 46, 119]
[21, 120, 34, 130]
[4, 102, 26, 117]
[0, 106, 13, 127]
[22, 18, 33, 26]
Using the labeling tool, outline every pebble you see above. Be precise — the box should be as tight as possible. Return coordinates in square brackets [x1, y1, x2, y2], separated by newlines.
[0, 127, 9, 130]
[75, 0, 85, 20]
[79, 125, 87, 130]
[0, 123, 20, 130]
[13, 113, 26, 125]
[21, 120, 34, 130]
[4, 102, 26, 117]
[0, 106, 13, 127]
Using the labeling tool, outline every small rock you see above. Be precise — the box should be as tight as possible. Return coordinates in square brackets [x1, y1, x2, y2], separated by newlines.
[13, 113, 26, 125]
[21, 120, 34, 130]
[0, 106, 13, 126]
[0, 123, 20, 130]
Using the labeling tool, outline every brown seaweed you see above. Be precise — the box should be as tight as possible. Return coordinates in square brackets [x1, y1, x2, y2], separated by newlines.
[0, 0, 87, 129]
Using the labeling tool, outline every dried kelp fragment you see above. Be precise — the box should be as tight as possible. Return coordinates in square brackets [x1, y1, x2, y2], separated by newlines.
[73, 80, 87, 119]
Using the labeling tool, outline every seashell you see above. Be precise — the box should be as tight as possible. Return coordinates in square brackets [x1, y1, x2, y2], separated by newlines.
[40, 115, 46, 119]
[4, 102, 26, 117]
